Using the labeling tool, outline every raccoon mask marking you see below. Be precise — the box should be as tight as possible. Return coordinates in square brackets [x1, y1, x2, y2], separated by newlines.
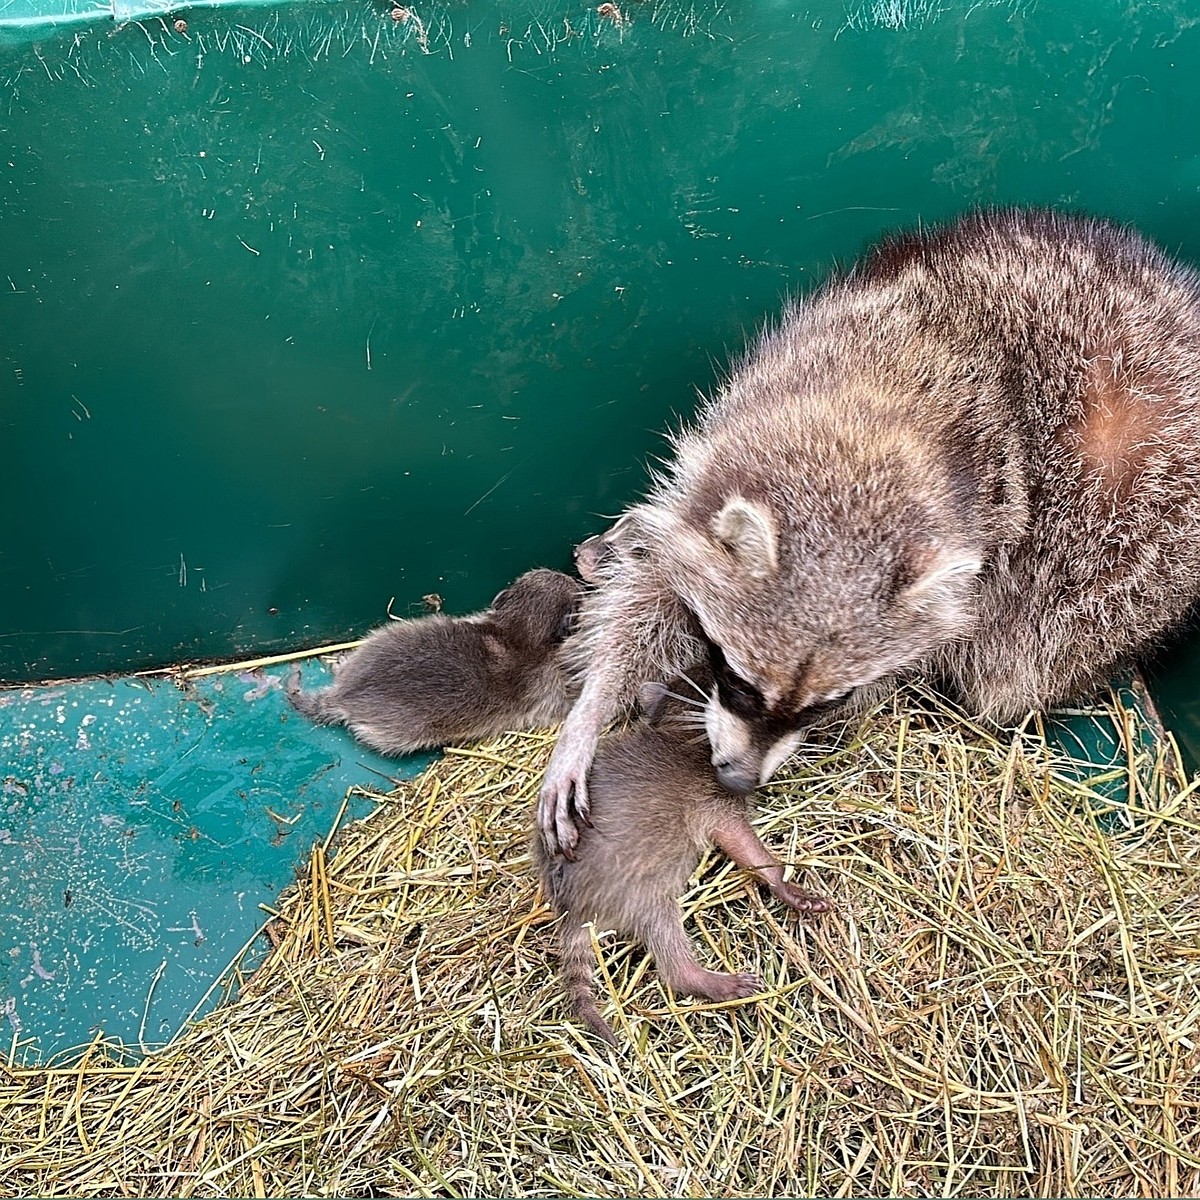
[681, 497, 982, 793]
[701, 635, 847, 794]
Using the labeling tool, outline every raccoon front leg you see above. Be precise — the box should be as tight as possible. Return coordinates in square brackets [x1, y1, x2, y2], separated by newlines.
[538, 678, 610, 858]
[540, 560, 700, 857]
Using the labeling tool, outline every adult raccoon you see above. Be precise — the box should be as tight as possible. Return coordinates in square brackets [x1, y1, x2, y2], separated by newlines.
[540, 208, 1200, 855]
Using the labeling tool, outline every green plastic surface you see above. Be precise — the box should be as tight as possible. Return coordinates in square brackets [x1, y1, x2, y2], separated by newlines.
[1, 661, 426, 1062]
[4, 1, 1200, 691]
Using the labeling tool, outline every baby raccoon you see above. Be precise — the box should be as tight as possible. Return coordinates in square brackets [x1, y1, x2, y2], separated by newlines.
[532, 663, 831, 1046]
[286, 568, 582, 755]
[572, 512, 650, 585]
[540, 208, 1200, 854]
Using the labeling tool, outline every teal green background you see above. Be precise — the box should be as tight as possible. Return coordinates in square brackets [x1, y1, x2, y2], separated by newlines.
[0, 659, 428, 1061]
[3, 0, 1200, 736]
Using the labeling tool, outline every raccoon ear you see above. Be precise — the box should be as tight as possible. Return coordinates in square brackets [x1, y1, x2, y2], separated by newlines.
[711, 497, 778, 580]
[552, 608, 578, 644]
[898, 544, 982, 610]
[637, 680, 671, 724]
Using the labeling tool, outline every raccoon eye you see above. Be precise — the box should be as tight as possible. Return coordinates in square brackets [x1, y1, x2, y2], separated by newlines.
[799, 688, 854, 722]
[720, 676, 763, 718]
[709, 649, 764, 717]
[690, 618, 767, 716]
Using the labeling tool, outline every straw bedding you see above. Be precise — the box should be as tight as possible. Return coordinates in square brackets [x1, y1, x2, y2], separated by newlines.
[2, 686, 1198, 1197]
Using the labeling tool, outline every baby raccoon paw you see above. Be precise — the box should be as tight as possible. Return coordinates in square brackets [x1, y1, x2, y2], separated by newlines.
[693, 969, 761, 1002]
[775, 881, 834, 914]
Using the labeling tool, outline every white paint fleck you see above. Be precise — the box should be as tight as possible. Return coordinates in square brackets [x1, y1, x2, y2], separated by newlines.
[239, 672, 281, 702]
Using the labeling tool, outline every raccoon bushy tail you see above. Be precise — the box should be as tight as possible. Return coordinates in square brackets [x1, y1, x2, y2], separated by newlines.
[558, 919, 618, 1047]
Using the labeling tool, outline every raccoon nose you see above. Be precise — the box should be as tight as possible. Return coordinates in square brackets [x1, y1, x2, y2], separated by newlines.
[714, 760, 757, 796]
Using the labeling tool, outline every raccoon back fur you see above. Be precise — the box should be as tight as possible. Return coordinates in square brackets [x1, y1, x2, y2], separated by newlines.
[288, 568, 582, 756]
[541, 208, 1200, 851]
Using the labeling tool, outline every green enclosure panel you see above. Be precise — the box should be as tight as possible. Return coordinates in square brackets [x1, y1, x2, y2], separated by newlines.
[0, 659, 427, 1061]
[3, 0, 1200, 725]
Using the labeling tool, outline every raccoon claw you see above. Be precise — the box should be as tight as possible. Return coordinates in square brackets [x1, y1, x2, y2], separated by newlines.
[776, 881, 834, 914]
[538, 766, 590, 859]
[729, 971, 762, 999]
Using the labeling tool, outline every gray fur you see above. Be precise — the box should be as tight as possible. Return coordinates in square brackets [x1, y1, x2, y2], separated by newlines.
[287, 568, 583, 756]
[532, 663, 831, 1046]
[540, 208, 1200, 851]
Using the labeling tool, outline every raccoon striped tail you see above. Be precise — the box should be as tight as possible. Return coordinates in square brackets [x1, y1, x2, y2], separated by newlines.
[559, 919, 618, 1047]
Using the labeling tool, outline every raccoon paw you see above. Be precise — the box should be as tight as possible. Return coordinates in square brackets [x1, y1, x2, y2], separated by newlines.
[670, 963, 761, 1002]
[538, 746, 593, 859]
[775, 881, 834, 914]
[696, 970, 761, 1002]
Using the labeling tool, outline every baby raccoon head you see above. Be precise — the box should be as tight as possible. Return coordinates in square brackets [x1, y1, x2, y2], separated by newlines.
[573, 510, 651, 585]
[492, 569, 584, 648]
[669, 495, 981, 794]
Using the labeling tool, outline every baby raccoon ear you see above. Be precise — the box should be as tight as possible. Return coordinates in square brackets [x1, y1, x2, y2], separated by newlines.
[636, 680, 672, 724]
[711, 497, 778, 580]
[552, 608, 579, 644]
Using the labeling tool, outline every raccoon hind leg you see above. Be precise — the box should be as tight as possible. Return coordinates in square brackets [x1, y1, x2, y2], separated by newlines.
[284, 665, 343, 728]
[711, 811, 833, 914]
[638, 900, 759, 1002]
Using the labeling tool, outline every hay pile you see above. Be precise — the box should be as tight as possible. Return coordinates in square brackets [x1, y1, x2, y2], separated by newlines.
[2, 687, 1198, 1197]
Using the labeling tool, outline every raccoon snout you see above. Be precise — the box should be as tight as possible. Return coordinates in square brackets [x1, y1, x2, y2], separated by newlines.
[713, 759, 758, 796]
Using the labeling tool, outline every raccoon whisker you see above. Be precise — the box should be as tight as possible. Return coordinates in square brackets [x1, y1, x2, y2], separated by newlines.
[660, 688, 706, 709]
[677, 672, 711, 702]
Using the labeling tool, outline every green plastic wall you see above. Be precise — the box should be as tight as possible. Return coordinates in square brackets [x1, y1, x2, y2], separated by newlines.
[4, 0, 1200, 724]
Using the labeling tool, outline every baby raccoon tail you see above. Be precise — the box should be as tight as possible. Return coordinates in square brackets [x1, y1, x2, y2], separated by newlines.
[559, 919, 618, 1047]
[531, 831, 618, 1046]
[284, 665, 337, 726]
